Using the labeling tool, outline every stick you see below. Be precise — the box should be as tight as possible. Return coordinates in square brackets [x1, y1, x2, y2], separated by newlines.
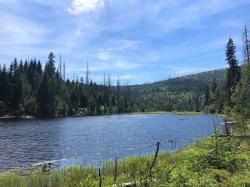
[149, 142, 160, 173]
[114, 158, 118, 182]
[99, 168, 102, 187]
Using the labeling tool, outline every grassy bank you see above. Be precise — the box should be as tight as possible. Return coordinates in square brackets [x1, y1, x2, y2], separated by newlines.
[1, 135, 249, 187]
[128, 111, 201, 115]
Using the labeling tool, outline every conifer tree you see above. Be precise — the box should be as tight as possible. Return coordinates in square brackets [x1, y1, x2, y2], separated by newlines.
[225, 38, 241, 107]
[225, 38, 241, 89]
[37, 52, 57, 117]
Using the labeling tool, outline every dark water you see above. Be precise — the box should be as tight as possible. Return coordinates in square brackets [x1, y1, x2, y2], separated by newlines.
[0, 114, 222, 171]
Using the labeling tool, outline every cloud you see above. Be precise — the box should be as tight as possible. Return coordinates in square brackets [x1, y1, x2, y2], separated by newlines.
[97, 51, 110, 61]
[155, 0, 250, 34]
[91, 60, 141, 72]
[68, 0, 109, 14]
[66, 59, 141, 74]
[119, 74, 134, 80]
[0, 11, 50, 56]
[93, 40, 140, 55]
[114, 61, 141, 70]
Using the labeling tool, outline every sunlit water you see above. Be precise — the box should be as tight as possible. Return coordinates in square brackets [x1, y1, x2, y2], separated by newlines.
[0, 114, 223, 171]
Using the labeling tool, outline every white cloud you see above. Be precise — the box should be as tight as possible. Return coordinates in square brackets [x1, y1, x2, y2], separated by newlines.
[97, 51, 110, 61]
[91, 60, 141, 72]
[68, 0, 108, 14]
[66, 59, 141, 74]
[114, 61, 141, 70]
[119, 74, 138, 81]
[0, 11, 50, 55]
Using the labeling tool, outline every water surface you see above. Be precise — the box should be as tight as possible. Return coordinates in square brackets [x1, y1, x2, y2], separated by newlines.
[0, 114, 222, 171]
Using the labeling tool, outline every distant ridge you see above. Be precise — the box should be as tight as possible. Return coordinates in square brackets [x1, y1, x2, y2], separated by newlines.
[128, 68, 227, 112]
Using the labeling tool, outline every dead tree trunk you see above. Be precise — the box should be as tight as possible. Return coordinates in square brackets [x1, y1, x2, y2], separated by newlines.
[99, 168, 102, 187]
[114, 158, 118, 182]
[149, 142, 160, 177]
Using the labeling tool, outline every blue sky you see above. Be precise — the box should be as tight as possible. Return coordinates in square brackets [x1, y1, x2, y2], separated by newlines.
[0, 0, 249, 84]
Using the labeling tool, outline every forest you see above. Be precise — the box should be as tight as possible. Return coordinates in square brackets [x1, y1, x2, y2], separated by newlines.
[0, 26, 249, 118]
[0, 53, 135, 117]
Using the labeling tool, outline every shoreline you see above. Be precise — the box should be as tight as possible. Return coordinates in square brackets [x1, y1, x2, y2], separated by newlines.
[1, 133, 248, 186]
[128, 111, 202, 115]
[0, 115, 35, 120]
[0, 111, 203, 120]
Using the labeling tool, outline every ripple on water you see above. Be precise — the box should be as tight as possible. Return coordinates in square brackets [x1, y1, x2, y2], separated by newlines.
[0, 114, 223, 171]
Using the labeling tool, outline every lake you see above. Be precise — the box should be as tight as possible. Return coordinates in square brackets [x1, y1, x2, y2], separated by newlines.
[0, 114, 223, 171]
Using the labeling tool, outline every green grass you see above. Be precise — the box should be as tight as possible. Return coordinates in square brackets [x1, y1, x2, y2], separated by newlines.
[1, 136, 249, 187]
[128, 111, 201, 115]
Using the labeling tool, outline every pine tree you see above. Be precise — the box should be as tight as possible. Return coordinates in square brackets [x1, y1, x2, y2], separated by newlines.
[37, 52, 57, 117]
[37, 73, 50, 117]
[9, 59, 24, 115]
[225, 38, 241, 89]
[225, 38, 241, 107]
[45, 52, 56, 76]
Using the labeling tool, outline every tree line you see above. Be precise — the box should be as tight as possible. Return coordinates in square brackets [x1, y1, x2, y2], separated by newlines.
[0, 53, 136, 117]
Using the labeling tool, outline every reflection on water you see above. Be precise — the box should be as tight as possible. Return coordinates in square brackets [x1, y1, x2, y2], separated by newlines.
[0, 114, 222, 171]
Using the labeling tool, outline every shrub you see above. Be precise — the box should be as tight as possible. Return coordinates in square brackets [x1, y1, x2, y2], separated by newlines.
[0, 101, 7, 116]
[188, 137, 247, 173]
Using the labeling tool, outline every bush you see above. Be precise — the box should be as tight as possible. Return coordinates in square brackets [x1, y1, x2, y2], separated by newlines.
[188, 137, 247, 173]
[0, 101, 7, 116]
[55, 98, 68, 116]
[204, 104, 217, 114]
[24, 97, 37, 115]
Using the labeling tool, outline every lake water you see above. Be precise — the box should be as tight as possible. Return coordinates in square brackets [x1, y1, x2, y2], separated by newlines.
[0, 114, 223, 171]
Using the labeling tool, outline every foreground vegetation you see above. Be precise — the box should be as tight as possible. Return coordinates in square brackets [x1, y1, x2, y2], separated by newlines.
[0, 131, 249, 187]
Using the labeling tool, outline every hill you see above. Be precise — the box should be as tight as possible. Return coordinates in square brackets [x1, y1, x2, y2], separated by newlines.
[128, 68, 227, 112]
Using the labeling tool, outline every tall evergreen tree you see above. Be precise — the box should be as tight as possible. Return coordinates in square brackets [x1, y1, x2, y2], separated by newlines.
[0, 65, 10, 106]
[37, 52, 57, 117]
[9, 60, 24, 115]
[225, 38, 241, 107]
[46, 52, 56, 76]
[225, 38, 241, 89]
[37, 74, 51, 117]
